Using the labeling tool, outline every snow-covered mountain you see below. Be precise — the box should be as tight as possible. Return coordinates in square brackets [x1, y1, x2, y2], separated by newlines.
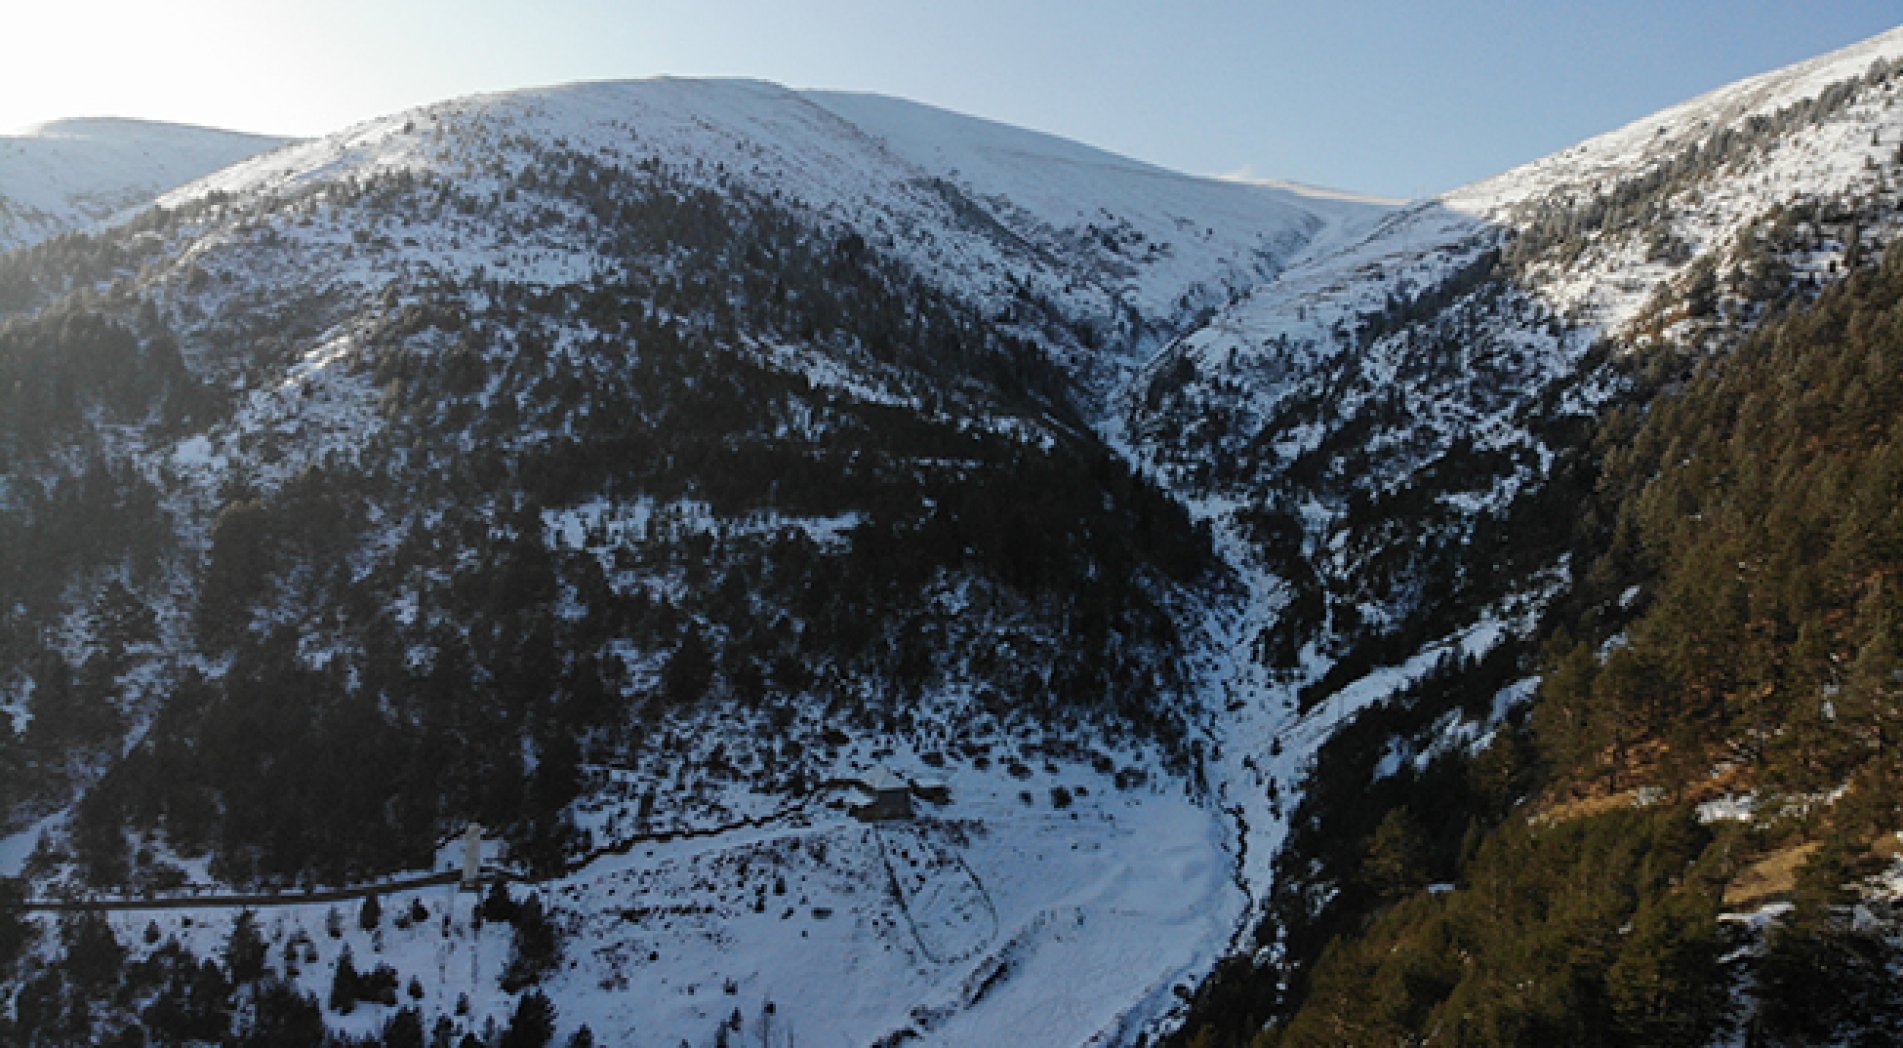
[0, 118, 291, 252]
[7, 24, 1903, 1047]
[0, 81, 1388, 1048]
[153, 78, 1387, 406]
[1118, 23, 1903, 1032]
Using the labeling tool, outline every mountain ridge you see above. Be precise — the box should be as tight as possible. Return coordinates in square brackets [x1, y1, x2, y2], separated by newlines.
[5, 27, 1903, 1047]
[157, 78, 1390, 369]
[0, 117, 293, 253]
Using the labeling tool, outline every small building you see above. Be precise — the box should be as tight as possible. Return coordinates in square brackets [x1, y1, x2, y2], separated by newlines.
[852, 768, 914, 821]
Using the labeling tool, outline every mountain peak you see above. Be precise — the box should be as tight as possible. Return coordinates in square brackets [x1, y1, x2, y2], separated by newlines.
[149, 75, 1390, 404]
[1446, 22, 1903, 220]
[14, 115, 287, 142]
[0, 117, 292, 252]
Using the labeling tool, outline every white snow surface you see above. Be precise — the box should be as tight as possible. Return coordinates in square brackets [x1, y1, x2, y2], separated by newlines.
[1697, 795, 1759, 824]
[162, 78, 1389, 380]
[1446, 24, 1903, 220]
[550, 766, 1235, 1047]
[1445, 23, 1903, 329]
[0, 118, 290, 253]
[804, 89, 1388, 319]
[51, 760, 1236, 1048]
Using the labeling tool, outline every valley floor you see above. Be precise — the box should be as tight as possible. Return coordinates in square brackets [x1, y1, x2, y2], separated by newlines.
[11, 758, 1240, 1046]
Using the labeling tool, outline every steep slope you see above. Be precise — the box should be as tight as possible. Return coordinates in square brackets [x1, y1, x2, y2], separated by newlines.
[0, 118, 291, 253]
[159, 78, 1387, 403]
[1138, 23, 1903, 1045]
[0, 81, 1387, 1048]
[1264, 222, 1903, 1048]
[10, 24, 1903, 1044]
[803, 90, 1390, 325]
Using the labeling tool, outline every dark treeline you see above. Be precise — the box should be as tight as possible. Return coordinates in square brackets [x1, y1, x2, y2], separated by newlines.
[1, 139, 1214, 893]
[1175, 237, 1903, 1048]
[0, 886, 579, 1046]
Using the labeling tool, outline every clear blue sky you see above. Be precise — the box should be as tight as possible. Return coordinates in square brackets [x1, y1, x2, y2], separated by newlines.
[10, 2, 1901, 198]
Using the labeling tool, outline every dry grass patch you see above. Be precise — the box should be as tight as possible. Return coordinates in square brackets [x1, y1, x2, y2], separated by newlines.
[1723, 841, 1821, 909]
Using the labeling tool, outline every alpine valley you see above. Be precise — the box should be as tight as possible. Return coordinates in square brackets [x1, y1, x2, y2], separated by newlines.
[6, 25, 1903, 1048]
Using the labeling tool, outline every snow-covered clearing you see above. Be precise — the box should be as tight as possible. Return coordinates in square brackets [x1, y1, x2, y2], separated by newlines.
[38, 761, 1235, 1047]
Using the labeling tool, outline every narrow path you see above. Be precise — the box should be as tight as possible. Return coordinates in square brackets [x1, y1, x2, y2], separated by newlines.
[17, 870, 465, 913]
[870, 823, 997, 967]
[10, 776, 882, 915]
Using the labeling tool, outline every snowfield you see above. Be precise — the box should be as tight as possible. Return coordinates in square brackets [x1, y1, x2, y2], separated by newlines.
[0, 118, 291, 253]
[549, 764, 1236, 1047]
[155, 77, 1390, 409]
[25, 760, 1236, 1047]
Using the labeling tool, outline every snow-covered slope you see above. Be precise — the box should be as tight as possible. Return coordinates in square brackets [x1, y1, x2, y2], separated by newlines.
[11, 26, 1903, 1044]
[1450, 24, 1903, 218]
[161, 78, 1387, 402]
[804, 89, 1390, 322]
[1136, 22, 1903, 457]
[1447, 23, 1903, 328]
[0, 118, 291, 252]
[1126, 18, 1903, 559]
[1115, 21, 1903, 971]
[0, 78, 1379, 1048]
[38, 758, 1236, 1048]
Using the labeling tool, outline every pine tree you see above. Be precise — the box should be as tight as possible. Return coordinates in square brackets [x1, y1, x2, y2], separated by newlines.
[382, 1006, 426, 1048]
[480, 881, 517, 923]
[1841, 591, 1901, 761]
[225, 908, 267, 984]
[60, 911, 123, 993]
[663, 628, 715, 705]
[329, 946, 360, 1014]
[499, 990, 557, 1048]
[1360, 807, 1429, 899]
[247, 979, 326, 1047]
[502, 894, 560, 991]
[0, 878, 28, 969]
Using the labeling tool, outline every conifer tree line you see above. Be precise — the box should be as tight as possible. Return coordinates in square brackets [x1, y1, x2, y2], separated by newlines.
[0, 139, 1214, 894]
[0, 889, 585, 1045]
[1173, 234, 1903, 1048]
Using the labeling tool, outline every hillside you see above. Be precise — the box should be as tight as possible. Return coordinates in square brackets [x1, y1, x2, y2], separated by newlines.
[7, 25, 1903, 1048]
[1257, 233, 1903, 1048]
[0, 118, 291, 253]
[1152, 22, 1903, 1048]
[0, 82, 1380, 1046]
[161, 79, 1387, 406]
